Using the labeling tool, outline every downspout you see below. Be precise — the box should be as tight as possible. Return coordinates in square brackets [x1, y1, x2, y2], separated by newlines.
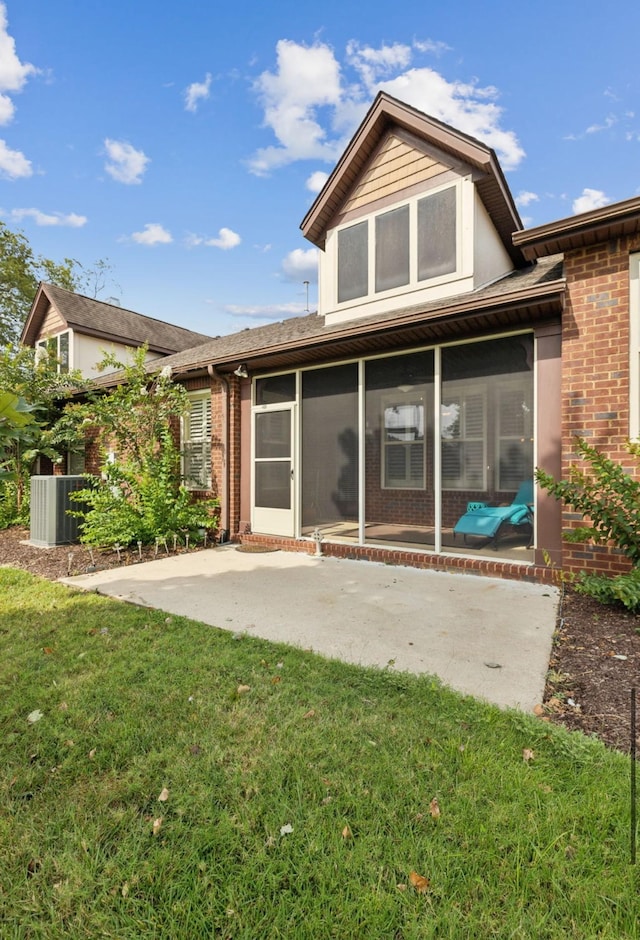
[207, 364, 230, 540]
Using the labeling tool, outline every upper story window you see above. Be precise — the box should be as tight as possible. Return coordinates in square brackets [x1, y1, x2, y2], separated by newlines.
[336, 184, 458, 306]
[36, 331, 70, 373]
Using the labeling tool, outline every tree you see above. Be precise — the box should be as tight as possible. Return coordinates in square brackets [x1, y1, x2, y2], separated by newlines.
[0, 346, 85, 525]
[61, 348, 219, 547]
[0, 220, 115, 346]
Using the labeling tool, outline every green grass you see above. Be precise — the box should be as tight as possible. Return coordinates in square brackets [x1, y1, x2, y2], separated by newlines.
[1, 568, 638, 939]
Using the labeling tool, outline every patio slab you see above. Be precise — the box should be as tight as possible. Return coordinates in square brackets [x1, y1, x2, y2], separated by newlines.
[62, 547, 559, 712]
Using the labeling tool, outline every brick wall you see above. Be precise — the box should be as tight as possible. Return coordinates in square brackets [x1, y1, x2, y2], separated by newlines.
[561, 234, 640, 575]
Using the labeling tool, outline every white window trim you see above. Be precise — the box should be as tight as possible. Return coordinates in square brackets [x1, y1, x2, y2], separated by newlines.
[36, 329, 72, 373]
[630, 252, 640, 440]
[181, 390, 212, 491]
[332, 179, 465, 312]
[380, 391, 427, 490]
[441, 381, 487, 491]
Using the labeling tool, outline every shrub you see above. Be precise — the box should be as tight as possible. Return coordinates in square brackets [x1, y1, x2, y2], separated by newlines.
[536, 438, 640, 610]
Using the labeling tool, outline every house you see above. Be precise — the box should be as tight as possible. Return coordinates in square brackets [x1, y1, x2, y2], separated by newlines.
[22, 282, 215, 379]
[24, 92, 640, 582]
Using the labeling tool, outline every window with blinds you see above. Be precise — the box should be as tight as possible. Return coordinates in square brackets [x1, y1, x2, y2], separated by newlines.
[441, 390, 486, 489]
[497, 383, 533, 490]
[182, 393, 212, 489]
[382, 398, 425, 488]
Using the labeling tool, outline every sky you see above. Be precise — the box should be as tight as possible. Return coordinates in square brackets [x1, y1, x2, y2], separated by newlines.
[1, 1, 640, 338]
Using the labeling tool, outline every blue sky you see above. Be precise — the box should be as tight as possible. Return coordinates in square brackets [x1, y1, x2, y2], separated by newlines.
[1, 1, 640, 337]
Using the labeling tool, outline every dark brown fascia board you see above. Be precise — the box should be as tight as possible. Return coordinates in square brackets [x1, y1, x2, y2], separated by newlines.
[61, 321, 178, 356]
[513, 195, 640, 260]
[167, 277, 565, 378]
[20, 282, 55, 346]
[300, 91, 524, 265]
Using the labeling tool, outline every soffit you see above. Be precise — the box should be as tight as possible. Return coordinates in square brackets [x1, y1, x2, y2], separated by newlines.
[514, 195, 640, 260]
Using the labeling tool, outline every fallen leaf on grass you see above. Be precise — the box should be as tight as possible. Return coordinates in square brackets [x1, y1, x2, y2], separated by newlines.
[429, 797, 440, 818]
[42, 647, 54, 655]
[396, 883, 407, 892]
[121, 882, 129, 898]
[280, 823, 294, 836]
[523, 748, 535, 762]
[271, 676, 281, 685]
[152, 817, 163, 836]
[303, 709, 316, 719]
[409, 870, 430, 893]
[88, 748, 97, 759]
[27, 710, 43, 724]
[237, 684, 251, 695]
[158, 787, 170, 802]
[342, 825, 352, 840]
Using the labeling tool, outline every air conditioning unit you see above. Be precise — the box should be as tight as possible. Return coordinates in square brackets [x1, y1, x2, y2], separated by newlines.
[30, 475, 85, 547]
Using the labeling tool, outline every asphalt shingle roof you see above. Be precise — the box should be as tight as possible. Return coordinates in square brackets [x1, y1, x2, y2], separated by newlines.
[36, 283, 216, 353]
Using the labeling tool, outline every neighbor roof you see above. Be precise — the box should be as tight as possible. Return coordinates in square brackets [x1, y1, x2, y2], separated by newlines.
[21, 282, 216, 354]
[301, 91, 526, 268]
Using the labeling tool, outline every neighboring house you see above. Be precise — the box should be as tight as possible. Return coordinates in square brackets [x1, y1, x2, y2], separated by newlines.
[23, 92, 640, 582]
[21, 283, 215, 379]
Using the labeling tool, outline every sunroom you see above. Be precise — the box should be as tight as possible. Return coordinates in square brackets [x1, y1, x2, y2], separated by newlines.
[251, 328, 543, 564]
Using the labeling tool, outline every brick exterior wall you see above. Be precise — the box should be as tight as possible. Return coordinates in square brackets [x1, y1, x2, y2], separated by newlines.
[560, 234, 640, 575]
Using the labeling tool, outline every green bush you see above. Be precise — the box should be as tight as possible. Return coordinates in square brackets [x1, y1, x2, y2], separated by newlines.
[536, 438, 640, 610]
[63, 354, 220, 549]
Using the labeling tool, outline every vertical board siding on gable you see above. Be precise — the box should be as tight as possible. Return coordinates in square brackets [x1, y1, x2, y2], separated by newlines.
[345, 135, 452, 213]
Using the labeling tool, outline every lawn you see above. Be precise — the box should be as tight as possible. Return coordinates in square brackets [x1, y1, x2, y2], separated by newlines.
[1, 568, 638, 939]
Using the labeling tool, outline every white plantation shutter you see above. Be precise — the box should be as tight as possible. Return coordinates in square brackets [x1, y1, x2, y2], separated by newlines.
[183, 394, 212, 489]
[497, 384, 533, 490]
[441, 390, 486, 489]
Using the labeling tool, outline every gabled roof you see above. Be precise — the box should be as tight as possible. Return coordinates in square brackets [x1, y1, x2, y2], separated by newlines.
[513, 194, 640, 260]
[301, 91, 526, 268]
[21, 282, 216, 354]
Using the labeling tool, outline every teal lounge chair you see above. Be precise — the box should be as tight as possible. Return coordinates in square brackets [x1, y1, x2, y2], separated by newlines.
[453, 480, 534, 549]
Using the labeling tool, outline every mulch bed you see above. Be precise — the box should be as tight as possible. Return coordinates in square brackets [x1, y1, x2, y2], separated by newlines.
[1, 526, 638, 752]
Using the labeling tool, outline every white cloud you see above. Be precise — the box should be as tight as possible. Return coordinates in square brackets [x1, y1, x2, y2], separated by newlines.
[346, 40, 413, 89]
[249, 39, 524, 175]
[249, 39, 344, 175]
[207, 227, 241, 250]
[376, 69, 524, 169]
[9, 207, 86, 226]
[185, 73, 212, 113]
[225, 302, 307, 320]
[572, 188, 609, 214]
[0, 138, 31, 178]
[188, 227, 241, 250]
[306, 170, 329, 193]
[104, 139, 150, 184]
[130, 223, 172, 245]
[413, 39, 451, 56]
[515, 191, 539, 208]
[0, 2, 38, 127]
[281, 247, 318, 283]
[586, 114, 617, 134]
